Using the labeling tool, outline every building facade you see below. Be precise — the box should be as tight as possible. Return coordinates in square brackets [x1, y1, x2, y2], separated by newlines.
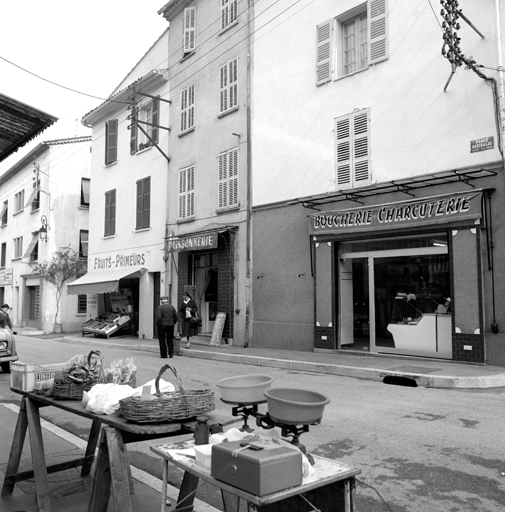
[248, 0, 505, 366]
[0, 136, 91, 333]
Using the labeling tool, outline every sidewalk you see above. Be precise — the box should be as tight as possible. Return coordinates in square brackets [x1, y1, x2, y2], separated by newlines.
[50, 331, 505, 389]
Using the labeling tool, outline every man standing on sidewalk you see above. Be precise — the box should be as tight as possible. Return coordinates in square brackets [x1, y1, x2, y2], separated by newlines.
[156, 296, 178, 358]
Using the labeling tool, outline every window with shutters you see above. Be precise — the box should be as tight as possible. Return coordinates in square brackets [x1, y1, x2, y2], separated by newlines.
[23, 233, 39, 262]
[218, 148, 239, 210]
[13, 237, 23, 260]
[77, 294, 87, 314]
[136, 177, 150, 230]
[221, 0, 238, 31]
[131, 99, 160, 153]
[178, 166, 195, 220]
[104, 189, 116, 237]
[14, 191, 24, 213]
[1, 243, 6, 268]
[183, 7, 196, 55]
[219, 58, 238, 115]
[180, 84, 195, 134]
[105, 119, 118, 165]
[81, 178, 90, 207]
[316, 0, 388, 85]
[335, 108, 370, 188]
[25, 182, 40, 212]
[1, 201, 8, 225]
[79, 230, 89, 258]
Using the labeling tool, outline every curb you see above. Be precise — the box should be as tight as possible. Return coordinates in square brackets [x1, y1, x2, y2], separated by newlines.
[58, 336, 505, 389]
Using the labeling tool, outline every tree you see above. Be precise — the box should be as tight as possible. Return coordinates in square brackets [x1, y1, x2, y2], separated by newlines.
[30, 246, 87, 331]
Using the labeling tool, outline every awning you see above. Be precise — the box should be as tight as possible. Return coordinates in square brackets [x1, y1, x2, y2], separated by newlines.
[22, 233, 39, 259]
[67, 266, 146, 295]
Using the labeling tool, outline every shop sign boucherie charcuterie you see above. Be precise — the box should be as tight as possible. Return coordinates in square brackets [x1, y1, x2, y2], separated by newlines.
[310, 190, 483, 235]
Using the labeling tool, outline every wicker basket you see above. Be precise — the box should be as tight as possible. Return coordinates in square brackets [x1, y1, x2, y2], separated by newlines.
[53, 351, 106, 400]
[119, 364, 215, 424]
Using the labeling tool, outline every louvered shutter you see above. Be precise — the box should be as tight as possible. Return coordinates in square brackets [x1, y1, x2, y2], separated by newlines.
[335, 116, 351, 186]
[130, 111, 137, 154]
[151, 99, 159, 144]
[23, 234, 39, 259]
[183, 7, 196, 53]
[353, 111, 370, 184]
[368, 0, 388, 65]
[218, 153, 228, 208]
[187, 167, 195, 216]
[181, 89, 188, 132]
[104, 192, 110, 235]
[136, 181, 143, 229]
[229, 59, 238, 109]
[228, 148, 238, 206]
[188, 85, 194, 128]
[220, 64, 228, 113]
[105, 120, 118, 165]
[25, 187, 38, 208]
[179, 170, 186, 218]
[221, 0, 229, 29]
[110, 189, 116, 235]
[230, 0, 238, 23]
[316, 20, 333, 85]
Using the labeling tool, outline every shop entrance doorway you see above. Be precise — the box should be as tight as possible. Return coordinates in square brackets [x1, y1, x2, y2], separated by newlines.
[194, 253, 218, 334]
[338, 234, 452, 359]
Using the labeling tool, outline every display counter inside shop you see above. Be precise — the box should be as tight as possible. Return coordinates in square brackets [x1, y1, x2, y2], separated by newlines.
[386, 293, 451, 356]
[82, 313, 132, 338]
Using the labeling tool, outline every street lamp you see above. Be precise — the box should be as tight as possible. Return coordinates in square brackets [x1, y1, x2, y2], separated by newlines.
[39, 215, 48, 242]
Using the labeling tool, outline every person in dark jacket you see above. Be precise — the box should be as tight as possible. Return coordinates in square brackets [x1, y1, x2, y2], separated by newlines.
[179, 292, 198, 349]
[0, 304, 15, 333]
[156, 296, 178, 358]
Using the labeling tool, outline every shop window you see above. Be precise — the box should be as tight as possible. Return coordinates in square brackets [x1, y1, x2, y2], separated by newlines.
[218, 148, 239, 209]
[77, 294, 87, 314]
[183, 7, 196, 55]
[13, 236, 23, 259]
[219, 57, 238, 115]
[130, 99, 159, 154]
[81, 178, 90, 207]
[335, 108, 370, 188]
[105, 119, 118, 165]
[221, 0, 238, 30]
[1, 242, 6, 267]
[136, 177, 150, 229]
[316, 0, 388, 85]
[180, 84, 195, 134]
[0, 201, 7, 225]
[23, 233, 39, 262]
[179, 166, 195, 219]
[14, 190, 24, 213]
[104, 189, 116, 237]
[79, 230, 89, 258]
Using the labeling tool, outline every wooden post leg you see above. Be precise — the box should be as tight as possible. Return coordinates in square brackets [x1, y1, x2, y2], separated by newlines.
[124, 445, 134, 494]
[104, 427, 133, 512]
[176, 472, 200, 512]
[1, 398, 28, 496]
[88, 429, 112, 512]
[161, 461, 168, 512]
[221, 490, 241, 512]
[81, 419, 101, 477]
[25, 397, 52, 512]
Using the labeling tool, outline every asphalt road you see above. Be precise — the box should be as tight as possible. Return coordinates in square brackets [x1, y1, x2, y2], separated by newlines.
[1, 335, 504, 511]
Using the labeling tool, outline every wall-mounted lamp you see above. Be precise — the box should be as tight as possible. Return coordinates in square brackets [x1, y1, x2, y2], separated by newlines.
[39, 215, 48, 242]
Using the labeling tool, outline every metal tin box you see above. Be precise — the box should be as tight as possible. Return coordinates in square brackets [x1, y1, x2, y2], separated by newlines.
[211, 440, 303, 496]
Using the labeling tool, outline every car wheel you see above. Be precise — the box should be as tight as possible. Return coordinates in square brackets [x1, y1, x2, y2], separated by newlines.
[1, 362, 11, 373]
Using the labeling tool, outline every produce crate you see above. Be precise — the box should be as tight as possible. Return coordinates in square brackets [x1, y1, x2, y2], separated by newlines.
[10, 355, 87, 392]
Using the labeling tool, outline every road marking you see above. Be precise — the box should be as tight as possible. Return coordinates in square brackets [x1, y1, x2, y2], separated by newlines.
[1, 403, 220, 512]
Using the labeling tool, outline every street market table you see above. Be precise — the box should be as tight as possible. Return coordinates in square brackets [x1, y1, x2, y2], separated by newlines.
[1, 388, 236, 512]
[151, 444, 361, 512]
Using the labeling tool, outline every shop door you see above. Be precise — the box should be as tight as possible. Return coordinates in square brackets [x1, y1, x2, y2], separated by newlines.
[339, 237, 451, 358]
[24, 286, 40, 328]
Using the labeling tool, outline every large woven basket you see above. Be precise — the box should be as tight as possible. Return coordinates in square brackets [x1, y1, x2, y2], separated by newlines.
[53, 351, 106, 400]
[119, 364, 215, 424]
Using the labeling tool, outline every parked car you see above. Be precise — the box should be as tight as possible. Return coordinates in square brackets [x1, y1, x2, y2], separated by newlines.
[0, 327, 18, 373]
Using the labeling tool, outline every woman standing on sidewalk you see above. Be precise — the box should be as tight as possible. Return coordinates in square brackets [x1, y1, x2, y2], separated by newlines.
[179, 292, 198, 349]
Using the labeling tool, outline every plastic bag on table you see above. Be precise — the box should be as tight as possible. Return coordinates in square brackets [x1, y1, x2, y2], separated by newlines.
[84, 383, 137, 415]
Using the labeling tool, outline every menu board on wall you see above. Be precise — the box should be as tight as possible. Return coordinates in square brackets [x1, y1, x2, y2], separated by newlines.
[0, 269, 13, 285]
[210, 312, 226, 346]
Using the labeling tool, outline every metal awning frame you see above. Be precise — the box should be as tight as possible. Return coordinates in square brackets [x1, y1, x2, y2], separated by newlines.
[289, 167, 500, 210]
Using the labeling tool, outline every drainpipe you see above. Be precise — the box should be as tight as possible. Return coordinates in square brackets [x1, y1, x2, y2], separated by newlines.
[495, 0, 505, 155]
[244, 0, 253, 347]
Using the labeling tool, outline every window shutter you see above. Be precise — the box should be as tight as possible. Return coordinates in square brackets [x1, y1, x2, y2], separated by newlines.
[220, 64, 228, 113]
[81, 178, 90, 206]
[151, 99, 159, 144]
[335, 116, 352, 186]
[183, 7, 196, 53]
[23, 233, 39, 259]
[105, 119, 118, 165]
[110, 189, 116, 235]
[368, 0, 388, 65]
[187, 167, 195, 216]
[25, 187, 37, 209]
[143, 177, 150, 228]
[229, 59, 238, 108]
[179, 170, 186, 217]
[188, 84, 195, 128]
[130, 111, 137, 154]
[316, 20, 333, 85]
[181, 89, 188, 132]
[136, 181, 143, 228]
[105, 193, 110, 235]
[218, 153, 228, 208]
[353, 110, 370, 184]
[229, 148, 238, 206]
[79, 231, 89, 258]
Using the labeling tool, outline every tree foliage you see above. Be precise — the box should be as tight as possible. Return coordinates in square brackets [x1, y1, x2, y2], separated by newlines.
[30, 246, 86, 327]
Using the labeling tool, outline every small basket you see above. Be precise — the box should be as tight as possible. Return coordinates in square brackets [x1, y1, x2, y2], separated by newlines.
[119, 364, 215, 424]
[53, 351, 106, 400]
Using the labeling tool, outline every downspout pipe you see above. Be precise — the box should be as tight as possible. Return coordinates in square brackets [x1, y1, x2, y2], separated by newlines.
[495, 0, 505, 155]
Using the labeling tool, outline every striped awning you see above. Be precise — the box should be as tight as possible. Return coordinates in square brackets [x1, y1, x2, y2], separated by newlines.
[67, 266, 146, 295]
